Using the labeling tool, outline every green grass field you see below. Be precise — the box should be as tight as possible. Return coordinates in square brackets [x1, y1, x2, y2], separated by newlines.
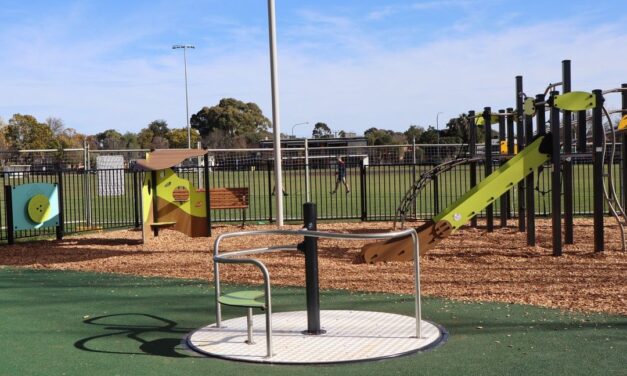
[0, 268, 625, 376]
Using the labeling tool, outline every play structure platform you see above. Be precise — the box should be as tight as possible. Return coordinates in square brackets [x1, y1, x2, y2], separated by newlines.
[187, 310, 445, 364]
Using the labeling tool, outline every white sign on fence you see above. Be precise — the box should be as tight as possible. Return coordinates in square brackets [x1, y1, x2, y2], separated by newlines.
[96, 156, 125, 196]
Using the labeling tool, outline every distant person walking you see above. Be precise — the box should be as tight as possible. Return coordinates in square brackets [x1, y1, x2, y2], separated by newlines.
[331, 156, 350, 194]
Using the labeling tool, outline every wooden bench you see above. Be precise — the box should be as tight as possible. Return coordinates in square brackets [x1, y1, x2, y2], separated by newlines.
[207, 187, 249, 227]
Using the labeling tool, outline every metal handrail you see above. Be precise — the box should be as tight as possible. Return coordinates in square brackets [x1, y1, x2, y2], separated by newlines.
[212, 227, 421, 359]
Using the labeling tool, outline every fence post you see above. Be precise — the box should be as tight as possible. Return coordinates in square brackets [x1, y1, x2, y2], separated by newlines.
[132, 170, 140, 229]
[267, 160, 273, 223]
[56, 170, 64, 240]
[592, 89, 604, 252]
[204, 153, 212, 237]
[483, 107, 494, 232]
[360, 159, 367, 221]
[305, 138, 311, 202]
[84, 141, 92, 227]
[5, 185, 14, 245]
[411, 138, 417, 219]
[562, 60, 574, 245]
[468, 110, 477, 228]
[550, 91, 562, 256]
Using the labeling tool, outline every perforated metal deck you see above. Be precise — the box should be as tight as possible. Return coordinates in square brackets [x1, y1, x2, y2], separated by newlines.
[187, 310, 446, 364]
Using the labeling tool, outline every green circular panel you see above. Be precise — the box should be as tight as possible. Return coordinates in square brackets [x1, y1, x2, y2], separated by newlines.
[27, 194, 51, 224]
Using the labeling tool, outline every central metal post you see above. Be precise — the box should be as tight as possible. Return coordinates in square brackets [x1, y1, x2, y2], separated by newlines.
[303, 202, 323, 334]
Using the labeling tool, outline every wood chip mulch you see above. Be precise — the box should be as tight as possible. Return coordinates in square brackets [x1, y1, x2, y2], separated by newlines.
[1, 218, 625, 315]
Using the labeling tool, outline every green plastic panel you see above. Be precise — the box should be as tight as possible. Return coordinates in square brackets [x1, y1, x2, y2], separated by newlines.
[475, 114, 500, 126]
[553, 91, 595, 111]
[434, 134, 550, 230]
[218, 290, 266, 308]
[523, 98, 536, 116]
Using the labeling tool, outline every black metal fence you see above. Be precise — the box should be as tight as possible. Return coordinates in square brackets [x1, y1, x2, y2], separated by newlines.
[0, 157, 622, 244]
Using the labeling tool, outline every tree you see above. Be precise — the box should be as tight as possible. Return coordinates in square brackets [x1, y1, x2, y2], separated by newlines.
[404, 125, 425, 143]
[95, 129, 124, 149]
[364, 127, 407, 146]
[312, 122, 332, 138]
[122, 132, 140, 149]
[147, 119, 170, 139]
[5, 114, 54, 150]
[190, 98, 271, 148]
[167, 128, 200, 148]
[417, 126, 439, 144]
[45, 117, 66, 136]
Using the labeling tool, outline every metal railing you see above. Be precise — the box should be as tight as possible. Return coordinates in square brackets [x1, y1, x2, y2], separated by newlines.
[213, 227, 421, 358]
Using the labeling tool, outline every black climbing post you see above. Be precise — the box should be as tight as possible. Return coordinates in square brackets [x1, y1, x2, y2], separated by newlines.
[469, 110, 478, 228]
[484, 107, 494, 232]
[515, 77, 526, 232]
[592, 89, 605, 252]
[562, 60, 574, 244]
[303, 202, 323, 334]
[506, 107, 515, 221]
[550, 91, 562, 256]
[526, 100, 538, 246]
[621, 83, 627, 213]
[498, 109, 507, 227]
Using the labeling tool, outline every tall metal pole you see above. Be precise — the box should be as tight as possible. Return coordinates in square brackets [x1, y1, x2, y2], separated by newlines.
[592, 89, 605, 252]
[468, 110, 478, 228]
[172, 44, 195, 149]
[498, 109, 507, 227]
[621, 83, 627, 213]
[267, 0, 284, 226]
[484, 107, 494, 232]
[550, 91, 562, 256]
[562, 60, 574, 244]
[515, 77, 526, 233]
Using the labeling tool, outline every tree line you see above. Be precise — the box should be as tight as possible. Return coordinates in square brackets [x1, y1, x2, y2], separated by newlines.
[0, 98, 494, 151]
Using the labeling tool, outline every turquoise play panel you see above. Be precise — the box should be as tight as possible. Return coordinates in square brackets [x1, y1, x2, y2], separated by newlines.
[11, 183, 60, 230]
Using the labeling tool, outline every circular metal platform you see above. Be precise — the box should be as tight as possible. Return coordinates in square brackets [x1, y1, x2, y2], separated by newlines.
[187, 310, 446, 364]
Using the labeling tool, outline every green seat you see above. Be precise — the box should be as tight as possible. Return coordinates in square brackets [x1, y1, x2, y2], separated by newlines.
[218, 290, 265, 309]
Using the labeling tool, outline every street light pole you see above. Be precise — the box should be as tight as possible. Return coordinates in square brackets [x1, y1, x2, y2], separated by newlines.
[291, 122, 309, 137]
[172, 44, 195, 149]
[436, 111, 443, 144]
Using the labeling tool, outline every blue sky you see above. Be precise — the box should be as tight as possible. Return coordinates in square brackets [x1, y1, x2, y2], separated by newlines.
[1, 0, 626, 137]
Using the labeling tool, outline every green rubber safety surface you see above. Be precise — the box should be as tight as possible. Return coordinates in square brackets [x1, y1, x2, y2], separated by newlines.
[0, 267, 625, 376]
[218, 290, 265, 308]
